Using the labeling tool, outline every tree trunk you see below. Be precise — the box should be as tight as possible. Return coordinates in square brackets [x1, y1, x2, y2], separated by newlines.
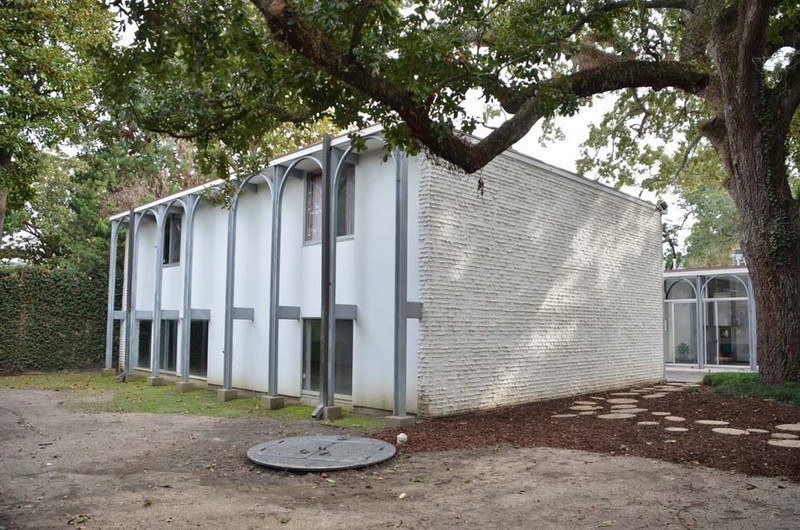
[0, 186, 7, 249]
[706, 4, 800, 384]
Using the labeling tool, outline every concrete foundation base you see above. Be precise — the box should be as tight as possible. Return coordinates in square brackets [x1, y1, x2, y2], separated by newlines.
[261, 395, 285, 410]
[147, 376, 166, 387]
[175, 381, 195, 393]
[323, 406, 342, 421]
[217, 388, 238, 402]
[384, 415, 415, 428]
[101, 368, 116, 376]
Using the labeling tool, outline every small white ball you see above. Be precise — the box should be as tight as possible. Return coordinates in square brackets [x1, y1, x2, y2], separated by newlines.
[396, 433, 408, 444]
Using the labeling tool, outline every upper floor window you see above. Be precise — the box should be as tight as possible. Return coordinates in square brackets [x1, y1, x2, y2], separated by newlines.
[305, 166, 355, 243]
[162, 212, 182, 265]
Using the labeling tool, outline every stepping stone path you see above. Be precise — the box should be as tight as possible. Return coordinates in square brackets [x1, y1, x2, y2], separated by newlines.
[665, 416, 686, 422]
[651, 412, 672, 416]
[573, 401, 597, 406]
[768, 439, 800, 448]
[610, 404, 637, 409]
[746, 428, 770, 434]
[771, 433, 799, 440]
[598, 413, 637, 420]
[606, 398, 638, 405]
[621, 408, 649, 414]
[665, 427, 689, 432]
[578, 411, 596, 416]
[711, 428, 749, 436]
[610, 392, 640, 396]
[589, 397, 605, 400]
[551, 414, 577, 418]
[775, 423, 800, 432]
[637, 421, 659, 426]
[570, 405, 601, 411]
[695, 420, 729, 426]
[641, 394, 667, 399]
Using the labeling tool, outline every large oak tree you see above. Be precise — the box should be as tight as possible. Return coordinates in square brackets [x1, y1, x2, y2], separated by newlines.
[111, 1, 800, 383]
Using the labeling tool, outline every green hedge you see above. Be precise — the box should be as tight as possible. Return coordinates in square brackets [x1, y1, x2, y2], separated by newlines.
[0, 267, 108, 374]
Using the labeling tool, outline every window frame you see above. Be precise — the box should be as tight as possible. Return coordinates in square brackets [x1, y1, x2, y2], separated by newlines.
[162, 212, 182, 266]
[303, 165, 355, 245]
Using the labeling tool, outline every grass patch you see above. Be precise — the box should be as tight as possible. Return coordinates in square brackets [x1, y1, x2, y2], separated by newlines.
[0, 371, 386, 429]
[703, 372, 800, 406]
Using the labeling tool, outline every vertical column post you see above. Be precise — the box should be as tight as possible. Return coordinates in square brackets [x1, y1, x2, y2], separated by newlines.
[124, 210, 138, 375]
[104, 220, 120, 374]
[315, 135, 334, 418]
[747, 274, 757, 371]
[386, 148, 412, 426]
[264, 168, 285, 409]
[149, 205, 167, 385]
[325, 149, 344, 408]
[220, 194, 239, 401]
[696, 275, 705, 370]
[177, 196, 198, 391]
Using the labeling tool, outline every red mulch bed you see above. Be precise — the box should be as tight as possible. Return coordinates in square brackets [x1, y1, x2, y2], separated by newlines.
[377, 385, 800, 481]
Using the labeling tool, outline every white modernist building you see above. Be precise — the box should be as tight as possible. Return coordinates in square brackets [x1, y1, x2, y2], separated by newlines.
[106, 126, 664, 418]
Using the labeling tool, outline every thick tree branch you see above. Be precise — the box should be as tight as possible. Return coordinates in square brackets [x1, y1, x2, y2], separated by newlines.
[346, 0, 375, 63]
[777, 52, 800, 131]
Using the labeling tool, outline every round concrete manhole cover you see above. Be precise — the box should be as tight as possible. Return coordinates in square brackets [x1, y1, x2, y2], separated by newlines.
[247, 435, 396, 472]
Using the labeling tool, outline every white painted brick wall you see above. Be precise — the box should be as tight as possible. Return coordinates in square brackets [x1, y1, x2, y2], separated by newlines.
[416, 152, 663, 417]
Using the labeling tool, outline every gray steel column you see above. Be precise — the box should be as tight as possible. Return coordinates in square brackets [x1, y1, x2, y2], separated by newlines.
[268, 168, 286, 396]
[325, 148, 344, 406]
[125, 211, 140, 374]
[150, 205, 168, 377]
[222, 201, 238, 390]
[319, 135, 332, 407]
[104, 220, 121, 370]
[180, 196, 198, 382]
[747, 275, 757, 370]
[696, 275, 705, 369]
[392, 148, 409, 417]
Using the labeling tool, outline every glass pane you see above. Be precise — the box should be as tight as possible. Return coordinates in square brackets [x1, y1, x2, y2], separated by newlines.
[137, 320, 152, 369]
[665, 279, 695, 300]
[705, 302, 717, 365]
[716, 300, 750, 365]
[189, 320, 208, 377]
[705, 276, 747, 298]
[672, 303, 698, 364]
[663, 303, 674, 363]
[159, 320, 178, 372]
[305, 173, 322, 242]
[336, 167, 354, 237]
[171, 215, 182, 263]
[303, 319, 353, 395]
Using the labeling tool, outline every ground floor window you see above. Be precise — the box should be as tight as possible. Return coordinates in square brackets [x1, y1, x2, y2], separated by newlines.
[160, 319, 178, 372]
[189, 320, 209, 378]
[137, 320, 152, 369]
[302, 319, 353, 396]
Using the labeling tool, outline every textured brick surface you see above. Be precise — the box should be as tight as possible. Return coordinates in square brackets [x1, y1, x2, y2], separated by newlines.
[416, 153, 663, 417]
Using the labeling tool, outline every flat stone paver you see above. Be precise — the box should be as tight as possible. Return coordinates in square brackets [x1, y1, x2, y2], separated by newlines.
[597, 413, 637, 420]
[641, 394, 667, 399]
[771, 433, 799, 440]
[551, 414, 577, 418]
[711, 428, 749, 436]
[665, 427, 689, 432]
[607, 398, 639, 405]
[610, 404, 637, 409]
[767, 439, 800, 448]
[578, 411, 596, 416]
[619, 408, 649, 414]
[695, 420, 730, 426]
[573, 401, 597, 405]
[775, 423, 800, 432]
[610, 392, 640, 396]
[637, 421, 660, 426]
[746, 428, 770, 434]
[569, 405, 601, 411]
[651, 412, 672, 416]
[665, 416, 686, 422]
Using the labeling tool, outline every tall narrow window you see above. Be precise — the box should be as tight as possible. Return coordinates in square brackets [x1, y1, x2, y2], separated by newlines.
[162, 213, 182, 265]
[304, 166, 355, 243]
[189, 320, 209, 378]
[302, 319, 353, 395]
[159, 320, 178, 372]
[137, 320, 152, 369]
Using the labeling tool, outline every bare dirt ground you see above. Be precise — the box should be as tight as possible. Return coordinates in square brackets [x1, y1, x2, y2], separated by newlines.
[2, 388, 800, 530]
